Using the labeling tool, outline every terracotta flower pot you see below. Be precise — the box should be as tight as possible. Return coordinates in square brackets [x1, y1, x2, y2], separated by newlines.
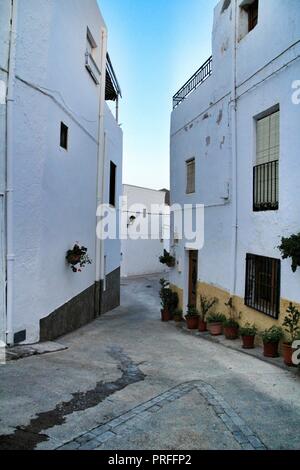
[161, 308, 172, 322]
[242, 335, 255, 349]
[208, 322, 223, 336]
[68, 254, 81, 265]
[186, 316, 199, 330]
[224, 326, 239, 340]
[282, 343, 295, 367]
[263, 341, 279, 358]
[198, 319, 207, 332]
[173, 315, 182, 323]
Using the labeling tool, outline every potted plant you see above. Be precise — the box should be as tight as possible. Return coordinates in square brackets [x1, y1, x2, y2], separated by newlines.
[185, 305, 200, 330]
[159, 250, 176, 268]
[240, 323, 257, 349]
[207, 313, 226, 336]
[198, 295, 218, 332]
[173, 308, 183, 323]
[66, 244, 92, 273]
[223, 297, 241, 340]
[282, 303, 300, 366]
[159, 278, 172, 321]
[278, 233, 300, 273]
[261, 326, 284, 358]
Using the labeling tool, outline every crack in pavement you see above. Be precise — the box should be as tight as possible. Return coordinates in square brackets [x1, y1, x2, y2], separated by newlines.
[0, 346, 145, 450]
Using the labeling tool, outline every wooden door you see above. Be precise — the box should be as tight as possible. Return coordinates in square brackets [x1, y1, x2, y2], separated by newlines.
[188, 251, 198, 307]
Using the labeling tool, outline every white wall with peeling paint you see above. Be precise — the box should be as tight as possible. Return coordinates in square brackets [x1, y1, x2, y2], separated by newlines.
[170, 0, 300, 311]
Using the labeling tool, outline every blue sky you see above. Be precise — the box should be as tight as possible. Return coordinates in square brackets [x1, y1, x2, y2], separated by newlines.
[99, 0, 216, 190]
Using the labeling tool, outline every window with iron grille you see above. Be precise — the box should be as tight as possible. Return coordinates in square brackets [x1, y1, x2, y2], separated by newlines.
[245, 254, 281, 319]
[253, 109, 279, 211]
[186, 158, 195, 194]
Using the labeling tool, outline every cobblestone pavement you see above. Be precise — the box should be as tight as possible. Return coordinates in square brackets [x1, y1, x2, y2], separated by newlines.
[0, 274, 300, 450]
[58, 381, 266, 450]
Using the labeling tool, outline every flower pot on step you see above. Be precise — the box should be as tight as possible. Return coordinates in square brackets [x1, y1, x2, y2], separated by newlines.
[185, 316, 199, 330]
[198, 320, 207, 332]
[208, 322, 223, 336]
[242, 335, 255, 349]
[161, 308, 171, 322]
[224, 325, 239, 340]
[282, 343, 296, 366]
[263, 341, 279, 358]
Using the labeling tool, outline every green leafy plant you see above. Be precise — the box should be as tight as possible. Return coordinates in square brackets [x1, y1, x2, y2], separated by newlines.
[224, 297, 241, 323]
[66, 244, 92, 273]
[173, 308, 183, 321]
[278, 233, 300, 273]
[159, 250, 176, 268]
[199, 295, 218, 321]
[261, 325, 283, 344]
[186, 305, 199, 318]
[159, 278, 172, 309]
[240, 323, 257, 337]
[169, 291, 179, 314]
[282, 303, 300, 345]
[207, 313, 226, 324]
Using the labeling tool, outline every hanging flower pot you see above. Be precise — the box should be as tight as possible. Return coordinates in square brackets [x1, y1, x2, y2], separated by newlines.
[66, 244, 92, 273]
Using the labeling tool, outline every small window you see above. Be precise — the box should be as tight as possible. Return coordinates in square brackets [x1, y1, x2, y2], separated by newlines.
[242, 0, 259, 33]
[186, 158, 195, 194]
[109, 161, 117, 207]
[60, 122, 68, 150]
[245, 254, 280, 319]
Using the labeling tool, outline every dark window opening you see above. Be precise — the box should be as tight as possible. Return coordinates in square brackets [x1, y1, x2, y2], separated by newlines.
[109, 161, 116, 207]
[60, 122, 68, 150]
[245, 254, 280, 319]
[246, 0, 259, 32]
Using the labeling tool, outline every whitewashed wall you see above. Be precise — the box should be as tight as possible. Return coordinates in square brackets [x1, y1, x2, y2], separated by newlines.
[121, 185, 170, 277]
[8, 0, 107, 343]
[170, 0, 300, 308]
[0, 1, 11, 343]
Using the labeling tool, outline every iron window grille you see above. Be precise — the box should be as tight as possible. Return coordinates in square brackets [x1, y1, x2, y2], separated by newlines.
[253, 160, 279, 211]
[245, 253, 281, 319]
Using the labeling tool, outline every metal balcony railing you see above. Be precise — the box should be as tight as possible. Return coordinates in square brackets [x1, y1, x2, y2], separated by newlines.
[253, 160, 279, 211]
[172, 56, 212, 109]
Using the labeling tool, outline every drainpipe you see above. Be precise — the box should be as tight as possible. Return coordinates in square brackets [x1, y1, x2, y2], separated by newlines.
[230, 0, 238, 297]
[6, 0, 18, 345]
[95, 27, 107, 301]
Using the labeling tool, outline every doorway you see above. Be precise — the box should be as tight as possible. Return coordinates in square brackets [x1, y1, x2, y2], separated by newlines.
[188, 250, 198, 307]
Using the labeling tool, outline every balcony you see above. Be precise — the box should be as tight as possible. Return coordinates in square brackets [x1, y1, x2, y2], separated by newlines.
[253, 160, 279, 212]
[172, 56, 212, 109]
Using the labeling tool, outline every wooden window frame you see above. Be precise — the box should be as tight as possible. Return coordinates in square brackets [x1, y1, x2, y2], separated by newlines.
[186, 158, 195, 195]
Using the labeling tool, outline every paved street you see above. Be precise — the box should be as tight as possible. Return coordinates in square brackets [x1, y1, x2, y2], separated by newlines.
[0, 274, 300, 450]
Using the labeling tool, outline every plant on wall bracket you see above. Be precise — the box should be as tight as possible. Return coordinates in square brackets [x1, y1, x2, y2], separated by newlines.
[159, 249, 176, 268]
[278, 232, 300, 273]
[66, 244, 92, 273]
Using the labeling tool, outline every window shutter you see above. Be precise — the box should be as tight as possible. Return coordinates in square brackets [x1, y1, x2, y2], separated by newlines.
[186, 159, 195, 194]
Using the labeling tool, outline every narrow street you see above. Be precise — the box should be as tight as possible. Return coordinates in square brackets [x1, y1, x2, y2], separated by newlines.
[0, 274, 299, 450]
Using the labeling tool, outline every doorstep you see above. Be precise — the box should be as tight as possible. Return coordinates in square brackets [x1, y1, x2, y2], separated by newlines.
[4, 341, 68, 362]
[172, 321, 300, 376]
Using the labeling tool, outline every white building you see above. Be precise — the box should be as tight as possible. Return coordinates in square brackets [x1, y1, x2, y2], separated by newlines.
[0, 0, 122, 345]
[121, 185, 170, 277]
[170, 0, 300, 332]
